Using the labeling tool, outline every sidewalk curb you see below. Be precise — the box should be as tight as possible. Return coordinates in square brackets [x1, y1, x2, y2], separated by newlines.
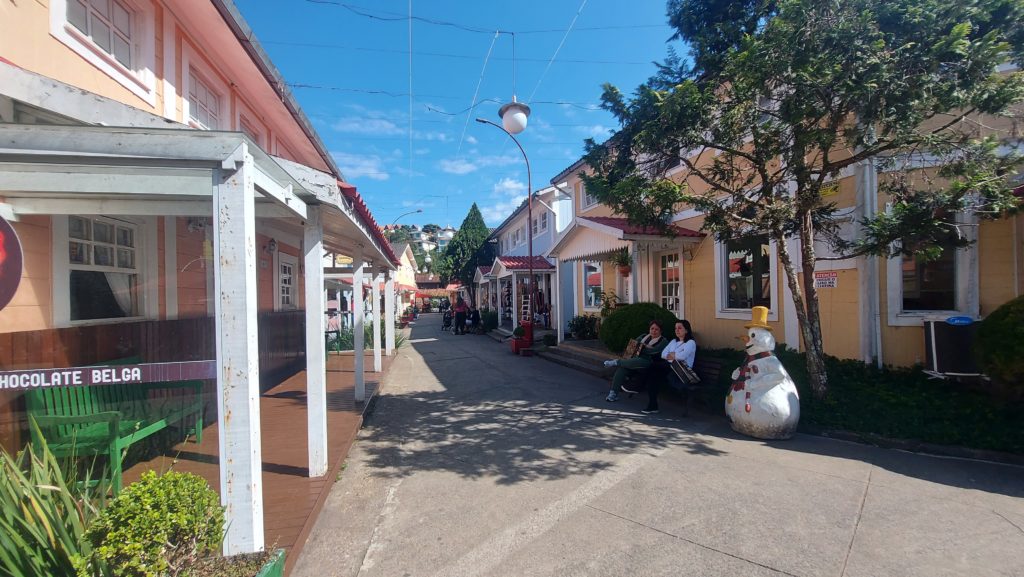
[813, 429, 1024, 467]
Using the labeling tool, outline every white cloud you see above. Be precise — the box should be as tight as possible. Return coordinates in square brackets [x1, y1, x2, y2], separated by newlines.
[576, 124, 612, 138]
[438, 153, 519, 175]
[465, 135, 478, 145]
[332, 152, 389, 181]
[481, 178, 528, 225]
[332, 117, 404, 135]
[439, 158, 478, 175]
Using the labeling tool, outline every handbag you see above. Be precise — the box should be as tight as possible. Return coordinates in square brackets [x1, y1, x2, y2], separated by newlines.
[670, 360, 701, 384]
[622, 338, 642, 359]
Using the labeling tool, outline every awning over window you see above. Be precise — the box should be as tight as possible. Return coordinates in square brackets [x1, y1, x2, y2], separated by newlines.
[547, 224, 631, 262]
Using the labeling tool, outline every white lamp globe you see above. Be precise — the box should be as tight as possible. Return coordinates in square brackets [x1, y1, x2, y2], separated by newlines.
[499, 101, 531, 135]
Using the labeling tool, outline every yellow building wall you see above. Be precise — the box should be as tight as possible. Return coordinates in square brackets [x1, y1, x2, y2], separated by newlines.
[810, 269, 861, 360]
[979, 217, 1017, 316]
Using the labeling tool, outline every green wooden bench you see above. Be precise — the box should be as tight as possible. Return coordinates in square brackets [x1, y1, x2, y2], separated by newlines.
[25, 356, 205, 494]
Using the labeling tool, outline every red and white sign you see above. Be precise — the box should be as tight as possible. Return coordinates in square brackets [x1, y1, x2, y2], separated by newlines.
[813, 271, 838, 289]
[0, 216, 23, 312]
[0, 360, 217, 390]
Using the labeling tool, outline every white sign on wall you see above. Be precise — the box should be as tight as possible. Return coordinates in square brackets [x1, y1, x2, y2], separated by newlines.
[813, 271, 838, 289]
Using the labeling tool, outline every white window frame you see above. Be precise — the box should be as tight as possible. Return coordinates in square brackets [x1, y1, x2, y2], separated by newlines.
[49, 0, 157, 106]
[658, 250, 682, 315]
[235, 99, 267, 149]
[885, 213, 979, 326]
[276, 252, 299, 311]
[52, 215, 158, 326]
[579, 181, 598, 211]
[532, 212, 549, 238]
[181, 41, 230, 131]
[582, 261, 602, 311]
[713, 236, 779, 321]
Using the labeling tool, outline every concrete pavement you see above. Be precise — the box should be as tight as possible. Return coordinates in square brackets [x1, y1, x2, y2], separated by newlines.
[293, 313, 1024, 577]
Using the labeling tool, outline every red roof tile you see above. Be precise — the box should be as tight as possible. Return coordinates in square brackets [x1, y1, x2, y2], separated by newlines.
[337, 181, 400, 265]
[497, 256, 555, 270]
[580, 216, 703, 238]
[477, 266, 492, 275]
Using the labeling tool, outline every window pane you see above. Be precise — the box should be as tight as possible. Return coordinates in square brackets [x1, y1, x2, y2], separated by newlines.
[89, 0, 110, 18]
[70, 270, 136, 321]
[69, 242, 90, 264]
[112, 1, 131, 35]
[584, 262, 601, 308]
[93, 221, 113, 244]
[902, 250, 956, 311]
[92, 19, 112, 53]
[68, 1, 89, 32]
[726, 236, 771, 309]
[94, 245, 113, 267]
[117, 248, 134, 269]
[112, 35, 131, 67]
[69, 216, 90, 240]
[116, 226, 134, 247]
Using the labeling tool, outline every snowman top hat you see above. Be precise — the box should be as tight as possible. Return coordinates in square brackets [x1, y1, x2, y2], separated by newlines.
[744, 306, 773, 330]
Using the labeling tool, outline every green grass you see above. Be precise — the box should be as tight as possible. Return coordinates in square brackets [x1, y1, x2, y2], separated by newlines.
[698, 347, 1024, 454]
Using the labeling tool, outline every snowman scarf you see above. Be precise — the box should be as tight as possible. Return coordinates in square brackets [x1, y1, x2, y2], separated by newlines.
[728, 351, 773, 413]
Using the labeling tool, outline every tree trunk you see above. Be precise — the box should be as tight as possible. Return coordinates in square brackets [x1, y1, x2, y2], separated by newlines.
[774, 215, 829, 399]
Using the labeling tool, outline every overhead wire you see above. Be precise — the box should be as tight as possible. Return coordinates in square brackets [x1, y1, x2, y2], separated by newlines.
[259, 39, 650, 65]
[301, 0, 661, 35]
[456, 31, 501, 160]
[527, 0, 589, 103]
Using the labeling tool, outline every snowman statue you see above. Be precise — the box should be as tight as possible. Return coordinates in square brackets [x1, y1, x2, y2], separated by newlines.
[725, 306, 800, 440]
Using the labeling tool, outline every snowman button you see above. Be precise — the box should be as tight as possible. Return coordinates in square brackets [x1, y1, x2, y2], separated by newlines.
[752, 366, 758, 374]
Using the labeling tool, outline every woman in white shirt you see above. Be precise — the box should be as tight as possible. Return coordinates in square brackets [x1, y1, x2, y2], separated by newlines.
[641, 319, 696, 414]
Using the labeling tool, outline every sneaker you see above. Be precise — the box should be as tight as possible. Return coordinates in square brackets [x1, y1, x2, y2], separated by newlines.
[642, 408, 659, 414]
[605, 390, 620, 402]
[620, 383, 640, 394]
[603, 360, 618, 368]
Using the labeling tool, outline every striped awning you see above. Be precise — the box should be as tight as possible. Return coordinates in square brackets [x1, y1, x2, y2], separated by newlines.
[547, 223, 631, 262]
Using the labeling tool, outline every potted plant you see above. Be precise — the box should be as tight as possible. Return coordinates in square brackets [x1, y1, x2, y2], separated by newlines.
[612, 248, 632, 277]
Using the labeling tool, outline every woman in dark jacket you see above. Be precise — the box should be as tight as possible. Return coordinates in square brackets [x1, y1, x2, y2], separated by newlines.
[602, 320, 669, 402]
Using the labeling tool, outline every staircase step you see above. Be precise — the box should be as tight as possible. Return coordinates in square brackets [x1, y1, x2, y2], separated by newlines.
[536, 349, 610, 379]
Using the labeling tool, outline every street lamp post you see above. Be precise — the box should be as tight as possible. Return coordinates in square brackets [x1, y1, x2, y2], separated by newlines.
[391, 208, 423, 226]
[477, 99, 533, 331]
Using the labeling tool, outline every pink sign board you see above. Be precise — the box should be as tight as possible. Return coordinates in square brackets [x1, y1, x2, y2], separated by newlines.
[0, 216, 23, 312]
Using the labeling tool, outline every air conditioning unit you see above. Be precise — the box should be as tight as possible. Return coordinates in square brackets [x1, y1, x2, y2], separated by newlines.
[923, 317, 983, 378]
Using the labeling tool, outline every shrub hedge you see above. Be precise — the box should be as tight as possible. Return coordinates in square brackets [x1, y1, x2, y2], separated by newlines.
[974, 294, 1024, 391]
[598, 302, 679, 354]
[698, 345, 1024, 454]
[81, 471, 224, 577]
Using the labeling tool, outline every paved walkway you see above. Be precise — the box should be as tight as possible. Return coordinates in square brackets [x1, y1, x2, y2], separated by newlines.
[294, 313, 1024, 577]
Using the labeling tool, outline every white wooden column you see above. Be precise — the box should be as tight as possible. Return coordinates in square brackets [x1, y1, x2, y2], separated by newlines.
[385, 271, 396, 355]
[371, 271, 382, 372]
[212, 145, 264, 555]
[353, 258, 366, 401]
[511, 274, 519, 331]
[555, 258, 564, 343]
[303, 207, 327, 478]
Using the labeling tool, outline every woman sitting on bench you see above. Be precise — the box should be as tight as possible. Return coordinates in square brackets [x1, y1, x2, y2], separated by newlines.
[640, 319, 696, 414]
[602, 320, 668, 402]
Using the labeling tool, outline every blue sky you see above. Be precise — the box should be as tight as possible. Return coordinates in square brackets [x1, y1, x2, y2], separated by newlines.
[233, 0, 679, 228]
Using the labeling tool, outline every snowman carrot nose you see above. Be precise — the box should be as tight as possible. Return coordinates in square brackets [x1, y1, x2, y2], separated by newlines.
[736, 335, 749, 344]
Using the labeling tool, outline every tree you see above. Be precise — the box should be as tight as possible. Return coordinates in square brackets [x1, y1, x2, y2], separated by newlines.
[583, 0, 1024, 398]
[422, 223, 441, 235]
[441, 204, 495, 304]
